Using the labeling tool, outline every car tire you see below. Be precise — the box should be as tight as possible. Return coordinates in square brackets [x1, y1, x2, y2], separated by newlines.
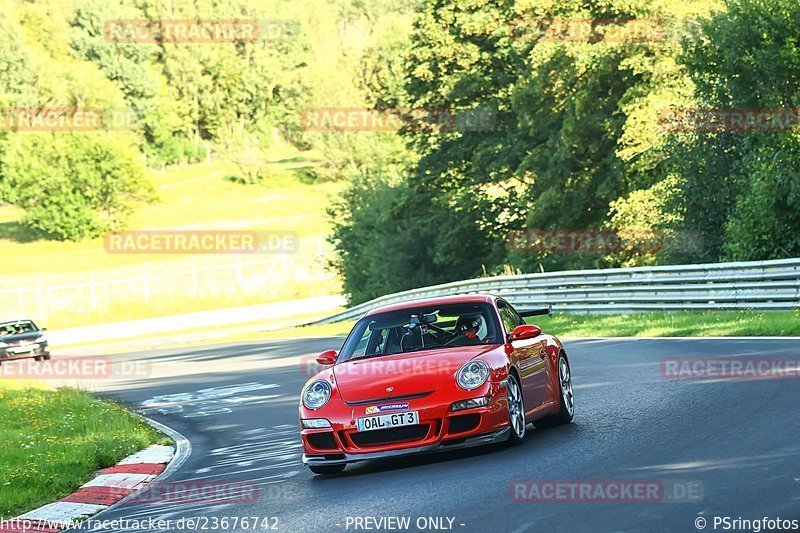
[308, 464, 346, 475]
[34, 356, 44, 361]
[43, 353, 51, 361]
[533, 352, 574, 428]
[506, 372, 526, 445]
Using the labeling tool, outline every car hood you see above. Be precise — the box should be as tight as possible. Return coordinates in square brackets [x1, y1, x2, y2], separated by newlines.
[333, 344, 498, 403]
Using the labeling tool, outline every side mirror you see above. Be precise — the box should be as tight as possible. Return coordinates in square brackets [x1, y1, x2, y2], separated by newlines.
[509, 324, 541, 341]
[316, 349, 338, 366]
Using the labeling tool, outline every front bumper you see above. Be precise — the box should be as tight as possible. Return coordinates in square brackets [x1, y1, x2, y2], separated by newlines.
[300, 380, 511, 466]
[0, 344, 49, 361]
[302, 427, 510, 466]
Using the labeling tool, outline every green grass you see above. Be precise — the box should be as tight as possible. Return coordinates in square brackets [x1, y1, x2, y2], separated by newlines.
[544, 310, 800, 337]
[0, 386, 169, 516]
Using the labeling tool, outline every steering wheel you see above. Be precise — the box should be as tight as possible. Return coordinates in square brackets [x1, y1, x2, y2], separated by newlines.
[443, 324, 479, 346]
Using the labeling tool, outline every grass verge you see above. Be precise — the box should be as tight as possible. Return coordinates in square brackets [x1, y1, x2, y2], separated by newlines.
[545, 309, 800, 337]
[0, 385, 169, 517]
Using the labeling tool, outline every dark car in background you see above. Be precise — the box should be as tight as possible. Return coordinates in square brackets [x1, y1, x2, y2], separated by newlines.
[0, 319, 50, 362]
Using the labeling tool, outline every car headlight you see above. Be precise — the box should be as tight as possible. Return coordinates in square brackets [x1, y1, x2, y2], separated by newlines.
[457, 360, 490, 390]
[303, 380, 332, 410]
[34, 335, 47, 344]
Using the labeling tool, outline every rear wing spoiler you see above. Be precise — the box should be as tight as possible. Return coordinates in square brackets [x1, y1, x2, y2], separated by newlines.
[519, 305, 552, 318]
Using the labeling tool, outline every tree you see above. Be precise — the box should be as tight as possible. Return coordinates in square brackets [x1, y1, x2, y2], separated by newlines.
[0, 133, 152, 240]
[329, 0, 705, 300]
[676, 0, 800, 261]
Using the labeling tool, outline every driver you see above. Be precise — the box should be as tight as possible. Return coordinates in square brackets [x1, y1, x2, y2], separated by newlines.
[454, 314, 488, 341]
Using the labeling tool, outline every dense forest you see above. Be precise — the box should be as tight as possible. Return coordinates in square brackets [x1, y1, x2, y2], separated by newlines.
[0, 0, 798, 304]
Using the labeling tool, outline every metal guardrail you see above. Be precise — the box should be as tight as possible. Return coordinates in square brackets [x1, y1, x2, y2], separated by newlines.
[312, 258, 800, 324]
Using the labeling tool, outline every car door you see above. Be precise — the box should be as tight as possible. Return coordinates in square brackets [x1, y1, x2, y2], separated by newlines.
[498, 301, 549, 411]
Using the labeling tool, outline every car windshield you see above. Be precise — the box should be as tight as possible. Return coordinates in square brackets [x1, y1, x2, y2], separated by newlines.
[337, 302, 501, 363]
[0, 320, 37, 336]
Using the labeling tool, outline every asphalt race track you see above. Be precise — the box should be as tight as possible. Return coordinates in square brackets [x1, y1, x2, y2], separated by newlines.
[69, 337, 800, 532]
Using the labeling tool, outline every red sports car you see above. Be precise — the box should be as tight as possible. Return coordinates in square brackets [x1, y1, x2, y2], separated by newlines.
[298, 294, 574, 474]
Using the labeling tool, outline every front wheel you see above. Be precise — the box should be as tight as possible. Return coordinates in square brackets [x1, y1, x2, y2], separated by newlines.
[533, 353, 574, 428]
[506, 372, 526, 445]
[308, 464, 346, 475]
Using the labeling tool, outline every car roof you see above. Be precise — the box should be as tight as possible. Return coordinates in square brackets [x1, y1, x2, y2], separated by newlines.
[364, 294, 497, 316]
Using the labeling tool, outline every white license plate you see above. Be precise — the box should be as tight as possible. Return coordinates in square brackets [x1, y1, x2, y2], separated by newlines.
[8, 345, 34, 354]
[357, 411, 419, 432]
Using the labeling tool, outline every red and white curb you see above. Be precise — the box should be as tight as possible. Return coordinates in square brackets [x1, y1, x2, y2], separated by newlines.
[1, 418, 191, 533]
